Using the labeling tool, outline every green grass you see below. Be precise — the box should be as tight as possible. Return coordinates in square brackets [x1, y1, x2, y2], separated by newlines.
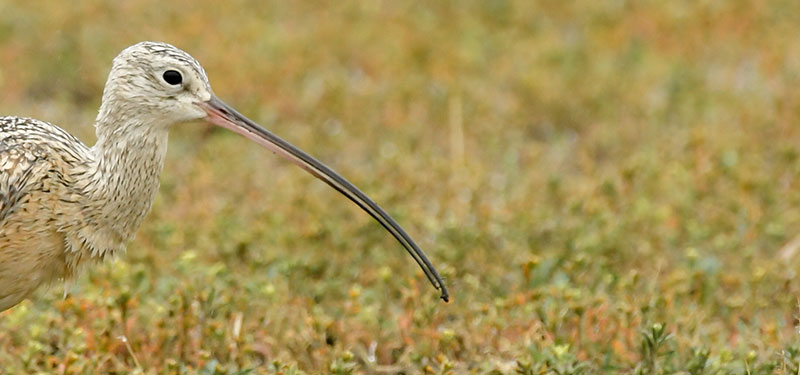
[3, 1, 800, 374]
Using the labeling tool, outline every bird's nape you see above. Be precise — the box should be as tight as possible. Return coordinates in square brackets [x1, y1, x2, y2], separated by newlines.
[199, 95, 450, 302]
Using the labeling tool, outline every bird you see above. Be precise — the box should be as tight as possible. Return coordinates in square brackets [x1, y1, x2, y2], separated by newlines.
[0, 41, 448, 312]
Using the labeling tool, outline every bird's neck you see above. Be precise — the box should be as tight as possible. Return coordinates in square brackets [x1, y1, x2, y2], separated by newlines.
[84, 116, 170, 252]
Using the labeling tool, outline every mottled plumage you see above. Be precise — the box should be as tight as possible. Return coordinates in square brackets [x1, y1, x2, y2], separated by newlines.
[0, 42, 204, 311]
[0, 117, 91, 310]
[0, 42, 447, 312]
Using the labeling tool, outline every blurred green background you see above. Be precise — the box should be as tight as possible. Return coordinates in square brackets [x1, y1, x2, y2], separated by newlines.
[2, 1, 800, 374]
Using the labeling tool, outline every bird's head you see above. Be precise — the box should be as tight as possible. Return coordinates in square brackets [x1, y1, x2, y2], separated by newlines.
[94, 41, 450, 302]
[98, 41, 213, 127]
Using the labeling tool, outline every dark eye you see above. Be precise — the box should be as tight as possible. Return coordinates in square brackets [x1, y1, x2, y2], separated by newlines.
[162, 70, 182, 85]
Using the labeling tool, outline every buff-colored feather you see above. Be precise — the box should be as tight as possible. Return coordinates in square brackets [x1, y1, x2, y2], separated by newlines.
[0, 42, 213, 311]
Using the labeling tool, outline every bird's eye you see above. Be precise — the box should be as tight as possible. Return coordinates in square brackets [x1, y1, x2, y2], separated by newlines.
[162, 70, 183, 85]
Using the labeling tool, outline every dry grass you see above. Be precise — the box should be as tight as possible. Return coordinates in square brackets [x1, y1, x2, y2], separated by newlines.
[2, 1, 800, 374]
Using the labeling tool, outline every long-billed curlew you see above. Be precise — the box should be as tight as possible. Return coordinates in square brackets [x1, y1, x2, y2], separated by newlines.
[0, 41, 448, 312]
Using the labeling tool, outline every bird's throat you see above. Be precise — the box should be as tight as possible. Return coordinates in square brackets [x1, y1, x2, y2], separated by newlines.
[86, 122, 170, 251]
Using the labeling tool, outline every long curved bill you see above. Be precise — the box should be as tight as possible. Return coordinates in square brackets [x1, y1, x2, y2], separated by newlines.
[199, 95, 449, 302]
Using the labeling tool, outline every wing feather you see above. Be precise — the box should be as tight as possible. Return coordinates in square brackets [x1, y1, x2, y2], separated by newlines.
[0, 117, 90, 224]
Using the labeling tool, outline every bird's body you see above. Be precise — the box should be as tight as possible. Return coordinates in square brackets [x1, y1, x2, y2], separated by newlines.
[0, 42, 447, 312]
[0, 117, 92, 310]
[0, 113, 166, 310]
